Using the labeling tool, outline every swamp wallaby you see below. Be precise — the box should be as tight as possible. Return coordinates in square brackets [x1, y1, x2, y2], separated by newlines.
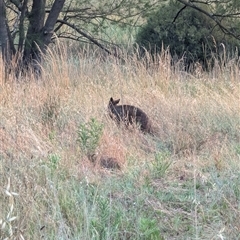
[108, 97, 152, 133]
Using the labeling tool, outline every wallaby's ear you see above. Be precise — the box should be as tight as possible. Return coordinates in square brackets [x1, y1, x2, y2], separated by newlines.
[114, 99, 120, 105]
[110, 97, 120, 105]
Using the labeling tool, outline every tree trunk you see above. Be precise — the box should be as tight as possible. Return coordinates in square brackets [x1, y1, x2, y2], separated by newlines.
[23, 0, 46, 71]
[22, 0, 66, 76]
[42, 0, 66, 54]
[0, 0, 11, 80]
[0, 0, 10, 64]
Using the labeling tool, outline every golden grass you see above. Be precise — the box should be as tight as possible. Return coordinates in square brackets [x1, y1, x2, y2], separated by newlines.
[0, 45, 240, 238]
[0, 45, 239, 176]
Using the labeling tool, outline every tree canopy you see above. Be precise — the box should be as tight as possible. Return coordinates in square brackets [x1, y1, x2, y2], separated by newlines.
[136, 0, 240, 69]
[176, 0, 240, 41]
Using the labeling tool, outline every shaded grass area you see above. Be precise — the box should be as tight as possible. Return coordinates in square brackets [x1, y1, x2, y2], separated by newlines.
[0, 47, 240, 239]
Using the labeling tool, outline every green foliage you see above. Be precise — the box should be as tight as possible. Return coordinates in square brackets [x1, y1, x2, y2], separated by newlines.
[77, 118, 104, 156]
[48, 153, 61, 171]
[139, 217, 163, 240]
[152, 152, 172, 178]
[65, 0, 161, 48]
[90, 196, 111, 239]
[136, 0, 240, 68]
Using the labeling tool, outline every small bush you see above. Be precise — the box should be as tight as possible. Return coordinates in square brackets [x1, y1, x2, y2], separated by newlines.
[77, 118, 104, 156]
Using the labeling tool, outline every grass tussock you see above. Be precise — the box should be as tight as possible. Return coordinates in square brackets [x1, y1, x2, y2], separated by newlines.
[0, 45, 240, 239]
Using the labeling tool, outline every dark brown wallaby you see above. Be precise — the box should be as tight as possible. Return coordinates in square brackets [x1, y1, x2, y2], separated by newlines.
[108, 97, 152, 133]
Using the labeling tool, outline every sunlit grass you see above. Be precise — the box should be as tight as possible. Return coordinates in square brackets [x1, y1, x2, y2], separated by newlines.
[0, 45, 240, 239]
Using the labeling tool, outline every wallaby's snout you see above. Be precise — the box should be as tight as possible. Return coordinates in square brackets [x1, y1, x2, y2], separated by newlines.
[108, 97, 152, 133]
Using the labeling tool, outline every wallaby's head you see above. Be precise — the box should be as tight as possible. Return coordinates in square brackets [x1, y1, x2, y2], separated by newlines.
[109, 97, 120, 107]
[108, 97, 154, 134]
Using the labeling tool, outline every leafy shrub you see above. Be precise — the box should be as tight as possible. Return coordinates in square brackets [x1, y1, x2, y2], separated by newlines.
[136, 0, 240, 69]
[77, 118, 104, 156]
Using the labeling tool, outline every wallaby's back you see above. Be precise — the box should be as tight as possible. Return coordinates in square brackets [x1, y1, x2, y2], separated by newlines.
[108, 97, 152, 133]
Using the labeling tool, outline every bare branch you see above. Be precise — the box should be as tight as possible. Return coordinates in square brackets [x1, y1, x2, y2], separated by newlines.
[56, 19, 117, 57]
[45, 7, 91, 14]
[9, 0, 22, 10]
[18, 0, 28, 51]
[172, 5, 187, 23]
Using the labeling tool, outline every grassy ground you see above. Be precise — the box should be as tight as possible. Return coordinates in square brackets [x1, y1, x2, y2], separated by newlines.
[0, 46, 240, 239]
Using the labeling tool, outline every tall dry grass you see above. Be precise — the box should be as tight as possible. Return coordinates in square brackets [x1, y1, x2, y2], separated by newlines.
[0, 44, 240, 239]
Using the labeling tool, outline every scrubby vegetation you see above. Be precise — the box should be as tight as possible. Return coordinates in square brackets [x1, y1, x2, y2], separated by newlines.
[0, 45, 240, 239]
[136, 0, 240, 69]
